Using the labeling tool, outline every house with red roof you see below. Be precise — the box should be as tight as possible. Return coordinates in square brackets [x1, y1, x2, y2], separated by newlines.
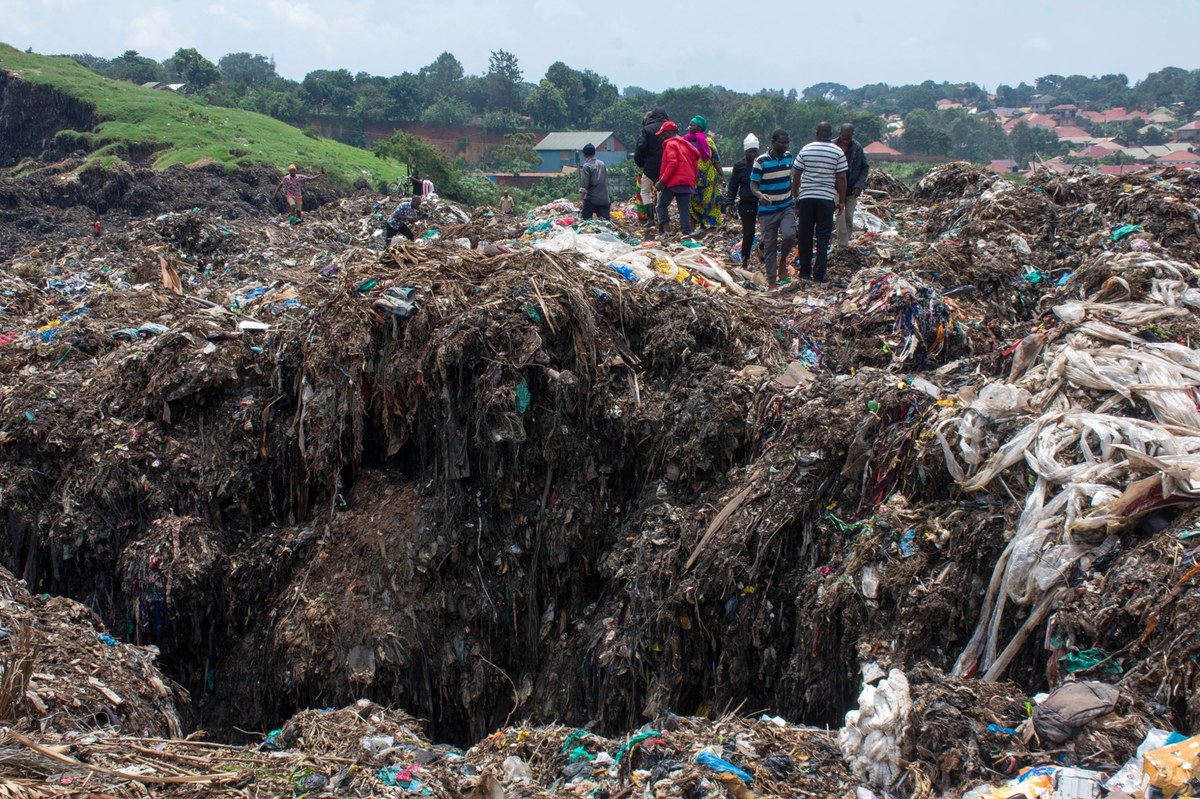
[1054, 126, 1093, 142]
[864, 141, 901, 156]
[1098, 164, 1151, 175]
[990, 159, 1021, 173]
[1074, 143, 1122, 158]
[1156, 150, 1200, 164]
[1004, 113, 1057, 134]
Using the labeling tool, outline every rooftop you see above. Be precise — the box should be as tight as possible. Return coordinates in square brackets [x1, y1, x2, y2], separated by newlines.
[534, 131, 618, 151]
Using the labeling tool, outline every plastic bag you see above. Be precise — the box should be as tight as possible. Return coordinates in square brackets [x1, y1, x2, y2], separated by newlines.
[502, 755, 532, 782]
[1142, 734, 1200, 798]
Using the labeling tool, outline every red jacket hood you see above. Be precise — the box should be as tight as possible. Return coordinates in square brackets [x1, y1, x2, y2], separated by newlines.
[659, 137, 700, 189]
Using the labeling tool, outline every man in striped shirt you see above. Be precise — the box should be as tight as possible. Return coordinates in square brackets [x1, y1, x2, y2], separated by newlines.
[750, 129, 795, 289]
[790, 122, 847, 283]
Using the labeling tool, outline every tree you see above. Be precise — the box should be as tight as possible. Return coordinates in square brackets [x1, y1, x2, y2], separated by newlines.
[899, 109, 952, 156]
[491, 133, 540, 174]
[995, 82, 1035, 107]
[166, 48, 219, 89]
[485, 50, 523, 112]
[301, 69, 355, 113]
[1010, 121, 1062, 165]
[419, 52, 465, 103]
[656, 86, 717, 130]
[386, 73, 424, 122]
[219, 52, 277, 86]
[590, 96, 646, 155]
[420, 96, 471, 126]
[68, 53, 112, 75]
[109, 50, 166, 84]
[526, 80, 568, 127]
[727, 96, 782, 148]
[374, 130, 456, 191]
[543, 62, 586, 125]
[802, 82, 850, 103]
[944, 111, 1010, 162]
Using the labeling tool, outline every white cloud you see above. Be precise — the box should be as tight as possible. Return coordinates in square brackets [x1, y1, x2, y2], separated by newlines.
[125, 7, 184, 57]
[263, 0, 366, 53]
[206, 3, 251, 29]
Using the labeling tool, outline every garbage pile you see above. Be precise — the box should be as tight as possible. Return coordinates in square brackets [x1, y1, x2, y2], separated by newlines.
[1, 160, 1200, 798]
[0, 564, 187, 738]
[0, 698, 852, 798]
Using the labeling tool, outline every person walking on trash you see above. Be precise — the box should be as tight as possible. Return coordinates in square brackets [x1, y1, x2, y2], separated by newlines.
[383, 195, 423, 246]
[834, 123, 869, 247]
[750, 129, 795, 289]
[499, 191, 516, 214]
[275, 164, 322, 222]
[655, 121, 700, 236]
[791, 121, 847, 283]
[634, 108, 670, 226]
[578, 143, 611, 221]
[727, 134, 760, 267]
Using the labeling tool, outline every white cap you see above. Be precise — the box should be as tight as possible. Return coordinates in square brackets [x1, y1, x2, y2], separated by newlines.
[743, 134, 760, 151]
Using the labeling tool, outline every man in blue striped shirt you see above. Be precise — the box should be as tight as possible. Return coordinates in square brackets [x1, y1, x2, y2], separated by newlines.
[750, 129, 795, 289]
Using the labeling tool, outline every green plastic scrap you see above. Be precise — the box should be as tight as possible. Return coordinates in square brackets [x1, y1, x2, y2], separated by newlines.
[1111, 224, 1142, 242]
[615, 730, 662, 763]
[561, 730, 589, 752]
[1061, 647, 1122, 675]
[515, 379, 531, 414]
[522, 304, 543, 324]
[568, 746, 594, 762]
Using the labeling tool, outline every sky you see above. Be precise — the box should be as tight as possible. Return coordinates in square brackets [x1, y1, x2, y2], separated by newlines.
[6, 0, 1199, 95]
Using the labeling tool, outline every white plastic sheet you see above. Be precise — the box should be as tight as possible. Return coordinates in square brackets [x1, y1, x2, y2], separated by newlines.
[839, 669, 911, 788]
[948, 253, 1200, 678]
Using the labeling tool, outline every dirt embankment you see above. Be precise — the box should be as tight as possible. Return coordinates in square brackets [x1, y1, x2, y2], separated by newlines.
[0, 70, 98, 168]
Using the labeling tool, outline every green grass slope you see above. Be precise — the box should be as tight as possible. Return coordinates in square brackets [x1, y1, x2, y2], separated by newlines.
[0, 43, 402, 189]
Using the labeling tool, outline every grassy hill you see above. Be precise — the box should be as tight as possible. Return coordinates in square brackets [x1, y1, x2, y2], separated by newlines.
[0, 44, 403, 189]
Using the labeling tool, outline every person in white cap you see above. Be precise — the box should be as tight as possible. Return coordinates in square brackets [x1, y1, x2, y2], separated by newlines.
[725, 133, 761, 267]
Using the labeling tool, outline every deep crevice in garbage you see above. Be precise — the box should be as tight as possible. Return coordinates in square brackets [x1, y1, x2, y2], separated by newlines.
[3, 155, 1200, 795]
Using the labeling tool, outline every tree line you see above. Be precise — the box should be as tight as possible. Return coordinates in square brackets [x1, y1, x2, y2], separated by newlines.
[64, 49, 1200, 167]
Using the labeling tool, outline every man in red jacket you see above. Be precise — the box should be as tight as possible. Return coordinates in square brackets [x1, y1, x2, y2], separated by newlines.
[654, 121, 699, 235]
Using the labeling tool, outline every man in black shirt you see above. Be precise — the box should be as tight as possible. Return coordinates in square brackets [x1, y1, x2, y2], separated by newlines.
[634, 108, 670, 227]
[726, 134, 760, 266]
[835, 124, 869, 247]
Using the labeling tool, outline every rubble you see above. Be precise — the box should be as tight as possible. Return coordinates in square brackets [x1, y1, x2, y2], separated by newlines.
[2, 159, 1200, 798]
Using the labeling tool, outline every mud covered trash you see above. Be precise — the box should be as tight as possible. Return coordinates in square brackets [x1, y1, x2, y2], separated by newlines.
[0, 565, 187, 737]
[0, 702, 854, 798]
[5, 151, 1200, 799]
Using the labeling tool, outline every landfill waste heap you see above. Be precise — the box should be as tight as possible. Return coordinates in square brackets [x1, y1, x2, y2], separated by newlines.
[1, 155, 1200, 798]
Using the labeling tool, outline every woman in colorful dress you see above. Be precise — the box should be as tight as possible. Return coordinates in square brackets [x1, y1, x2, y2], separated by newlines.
[685, 116, 722, 231]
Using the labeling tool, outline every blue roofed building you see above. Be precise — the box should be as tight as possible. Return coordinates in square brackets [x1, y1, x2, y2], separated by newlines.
[532, 131, 630, 174]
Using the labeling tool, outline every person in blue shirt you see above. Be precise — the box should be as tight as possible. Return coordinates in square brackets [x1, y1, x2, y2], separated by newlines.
[749, 129, 795, 289]
[383, 195, 423, 245]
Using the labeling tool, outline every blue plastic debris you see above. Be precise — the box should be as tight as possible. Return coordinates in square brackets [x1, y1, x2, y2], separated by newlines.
[696, 751, 753, 783]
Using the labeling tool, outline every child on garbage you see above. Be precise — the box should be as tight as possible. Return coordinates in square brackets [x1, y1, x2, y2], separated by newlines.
[274, 164, 323, 221]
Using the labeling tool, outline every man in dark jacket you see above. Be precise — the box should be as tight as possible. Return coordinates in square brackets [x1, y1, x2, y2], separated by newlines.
[835, 123, 869, 247]
[634, 108, 669, 226]
[726, 133, 760, 266]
